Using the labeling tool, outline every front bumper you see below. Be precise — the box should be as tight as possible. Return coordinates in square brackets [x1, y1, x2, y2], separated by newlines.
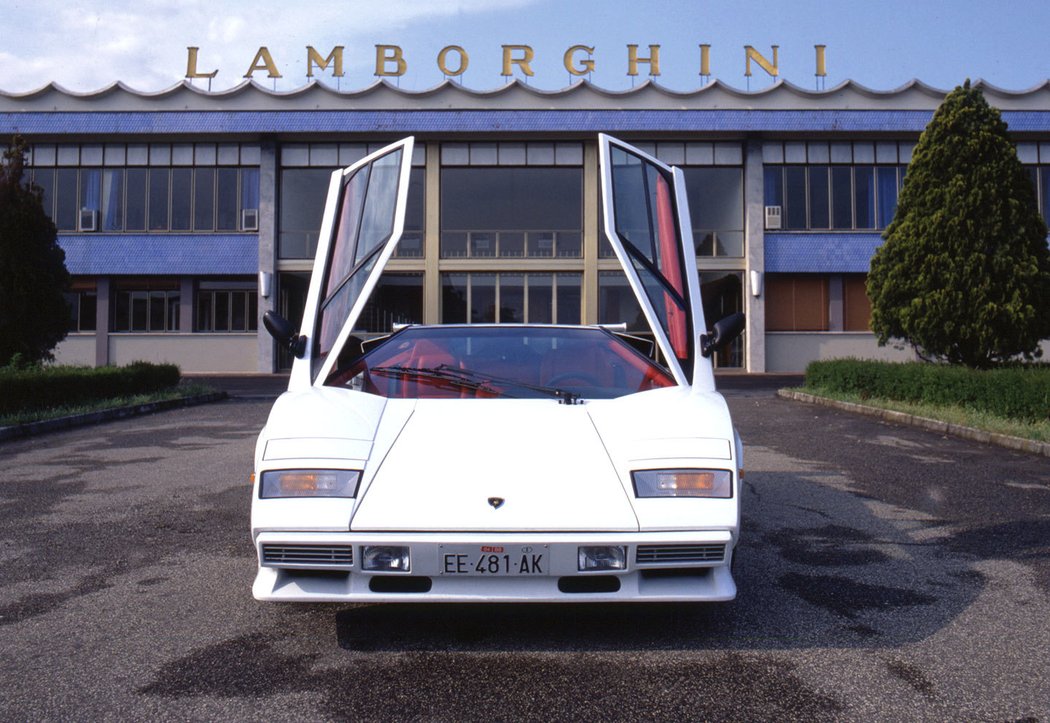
[252, 530, 736, 603]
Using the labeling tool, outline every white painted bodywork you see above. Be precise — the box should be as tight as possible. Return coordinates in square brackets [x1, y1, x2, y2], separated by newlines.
[251, 135, 743, 603]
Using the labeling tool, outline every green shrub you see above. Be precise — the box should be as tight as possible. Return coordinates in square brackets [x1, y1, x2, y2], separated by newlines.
[804, 359, 1050, 422]
[0, 361, 181, 416]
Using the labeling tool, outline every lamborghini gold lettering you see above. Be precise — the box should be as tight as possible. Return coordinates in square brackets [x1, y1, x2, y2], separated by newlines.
[184, 43, 828, 84]
[307, 46, 344, 78]
[564, 45, 595, 76]
[501, 44, 535, 77]
[437, 45, 469, 76]
[375, 45, 407, 77]
[243, 47, 281, 79]
[627, 44, 660, 76]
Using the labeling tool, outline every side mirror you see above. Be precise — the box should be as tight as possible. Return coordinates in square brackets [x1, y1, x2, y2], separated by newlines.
[700, 312, 745, 358]
[263, 311, 307, 359]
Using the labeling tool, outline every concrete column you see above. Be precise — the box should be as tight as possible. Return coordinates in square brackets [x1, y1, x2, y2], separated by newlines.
[256, 140, 278, 372]
[423, 143, 441, 324]
[582, 141, 599, 324]
[179, 278, 194, 333]
[743, 139, 766, 373]
[828, 275, 844, 331]
[94, 276, 110, 367]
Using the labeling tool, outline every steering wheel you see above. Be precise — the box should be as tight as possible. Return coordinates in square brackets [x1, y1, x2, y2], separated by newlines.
[545, 372, 603, 387]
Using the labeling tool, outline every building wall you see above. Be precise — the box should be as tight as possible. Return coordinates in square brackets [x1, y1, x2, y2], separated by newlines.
[6, 80, 1048, 375]
[107, 334, 258, 372]
[766, 332, 917, 372]
[52, 335, 96, 366]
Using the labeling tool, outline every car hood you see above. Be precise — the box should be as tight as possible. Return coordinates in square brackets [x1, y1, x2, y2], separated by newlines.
[349, 399, 639, 532]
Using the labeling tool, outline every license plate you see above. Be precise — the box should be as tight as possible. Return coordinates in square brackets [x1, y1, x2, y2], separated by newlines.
[439, 544, 548, 576]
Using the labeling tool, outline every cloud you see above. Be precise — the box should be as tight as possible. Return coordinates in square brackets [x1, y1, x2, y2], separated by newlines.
[0, 0, 539, 92]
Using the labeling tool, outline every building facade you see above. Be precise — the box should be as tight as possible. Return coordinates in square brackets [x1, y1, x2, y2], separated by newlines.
[3, 78, 1049, 373]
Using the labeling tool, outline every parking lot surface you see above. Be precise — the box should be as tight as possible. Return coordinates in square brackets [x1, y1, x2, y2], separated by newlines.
[0, 381, 1047, 721]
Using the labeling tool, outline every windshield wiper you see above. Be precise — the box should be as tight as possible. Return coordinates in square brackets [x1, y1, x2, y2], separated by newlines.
[370, 365, 506, 396]
[432, 364, 582, 405]
[369, 364, 582, 404]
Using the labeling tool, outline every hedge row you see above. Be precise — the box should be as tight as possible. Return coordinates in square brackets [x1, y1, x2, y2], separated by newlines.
[0, 362, 181, 416]
[804, 359, 1050, 422]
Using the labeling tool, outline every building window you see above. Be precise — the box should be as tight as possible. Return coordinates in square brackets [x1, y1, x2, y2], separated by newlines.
[441, 272, 581, 324]
[279, 168, 331, 259]
[355, 273, 424, 333]
[763, 164, 906, 231]
[700, 272, 745, 368]
[149, 168, 170, 230]
[126, 168, 148, 230]
[1023, 165, 1050, 221]
[598, 271, 646, 332]
[277, 271, 311, 370]
[765, 275, 829, 331]
[439, 167, 583, 259]
[31, 165, 259, 234]
[64, 286, 97, 332]
[113, 285, 180, 332]
[681, 167, 744, 257]
[279, 166, 425, 260]
[843, 275, 872, 331]
[599, 270, 745, 368]
[196, 282, 258, 332]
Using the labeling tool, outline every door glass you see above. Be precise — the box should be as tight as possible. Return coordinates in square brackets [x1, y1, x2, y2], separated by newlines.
[315, 147, 406, 368]
[608, 145, 692, 371]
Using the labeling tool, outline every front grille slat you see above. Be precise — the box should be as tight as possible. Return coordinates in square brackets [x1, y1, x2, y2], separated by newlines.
[636, 544, 725, 564]
[262, 544, 354, 567]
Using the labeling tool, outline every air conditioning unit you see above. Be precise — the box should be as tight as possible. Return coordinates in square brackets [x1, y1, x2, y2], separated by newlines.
[764, 205, 782, 230]
[241, 208, 259, 232]
[79, 208, 98, 232]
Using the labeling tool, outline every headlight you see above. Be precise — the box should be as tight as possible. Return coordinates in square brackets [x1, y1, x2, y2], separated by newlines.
[632, 469, 733, 499]
[578, 546, 627, 572]
[361, 545, 411, 572]
[259, 469, 360, 498]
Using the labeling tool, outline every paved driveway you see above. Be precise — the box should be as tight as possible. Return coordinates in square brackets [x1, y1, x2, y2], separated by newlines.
[0, 385, 1047, 721]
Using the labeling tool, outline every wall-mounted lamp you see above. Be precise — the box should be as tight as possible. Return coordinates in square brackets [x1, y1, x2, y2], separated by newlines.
[749, 269, 763, 298]
[259, 271, 273, 299]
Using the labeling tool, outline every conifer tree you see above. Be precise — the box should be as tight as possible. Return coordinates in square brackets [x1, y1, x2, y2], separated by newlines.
[867, 81, 1050, 368]
[0, 136, 71, 365]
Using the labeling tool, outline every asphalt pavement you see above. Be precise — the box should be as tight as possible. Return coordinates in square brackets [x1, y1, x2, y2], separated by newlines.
[0, 380, 1047, 721]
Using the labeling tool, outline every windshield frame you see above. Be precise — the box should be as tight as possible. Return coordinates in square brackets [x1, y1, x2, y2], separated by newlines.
[324, 324, 678, 401]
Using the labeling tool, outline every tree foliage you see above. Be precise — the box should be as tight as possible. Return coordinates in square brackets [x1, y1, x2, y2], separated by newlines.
[867, 81, 1050, 368]
[0, 136, 71, 365]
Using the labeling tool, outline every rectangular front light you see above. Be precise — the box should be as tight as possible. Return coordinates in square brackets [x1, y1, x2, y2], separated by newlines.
[259, 469, 360, 499]
[361, 545, 411, 572]
[632, 469, 733, 499]
[578, 546, 627, 572]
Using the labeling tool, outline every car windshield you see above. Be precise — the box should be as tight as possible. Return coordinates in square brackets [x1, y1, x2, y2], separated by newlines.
[325, 326, 676, 400]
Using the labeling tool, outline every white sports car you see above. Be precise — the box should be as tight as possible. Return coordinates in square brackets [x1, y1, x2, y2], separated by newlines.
[252, 134, 745, 602]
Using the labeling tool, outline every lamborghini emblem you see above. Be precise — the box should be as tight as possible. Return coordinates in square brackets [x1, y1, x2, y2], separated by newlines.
[488, 497, 505, 509]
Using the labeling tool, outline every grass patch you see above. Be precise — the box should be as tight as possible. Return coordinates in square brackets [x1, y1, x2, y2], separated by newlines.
[797, 385, 1050, 443]
[0, 382, 217, 427]
[804, 359, 1049, 422]
[0, 361, 183, 416]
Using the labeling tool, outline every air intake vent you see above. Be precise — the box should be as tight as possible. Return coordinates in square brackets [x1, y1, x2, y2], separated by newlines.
[262, 544, 353, 568]
[241, 208, 259, 231]
[764, 205, 782, 230]
[80, 208, 98, 232]
[636, 544, 725, 565]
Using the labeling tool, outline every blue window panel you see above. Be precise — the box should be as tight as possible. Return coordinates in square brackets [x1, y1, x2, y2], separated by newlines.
[765, 233, 884, 273]
[763, 167, 782, 207]
[57, 234, 258, 275]
[877, 167, 899, 228]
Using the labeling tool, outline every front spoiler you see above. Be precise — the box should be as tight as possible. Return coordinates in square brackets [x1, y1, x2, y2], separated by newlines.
[252, 530, 737, 603]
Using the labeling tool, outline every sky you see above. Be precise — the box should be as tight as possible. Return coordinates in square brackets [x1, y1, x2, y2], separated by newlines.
[0, 0, 1047, 95]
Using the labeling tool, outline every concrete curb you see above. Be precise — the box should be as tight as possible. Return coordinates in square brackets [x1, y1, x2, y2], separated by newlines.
[777, 389, 1050, 458]
[0, 391, 229, 442]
